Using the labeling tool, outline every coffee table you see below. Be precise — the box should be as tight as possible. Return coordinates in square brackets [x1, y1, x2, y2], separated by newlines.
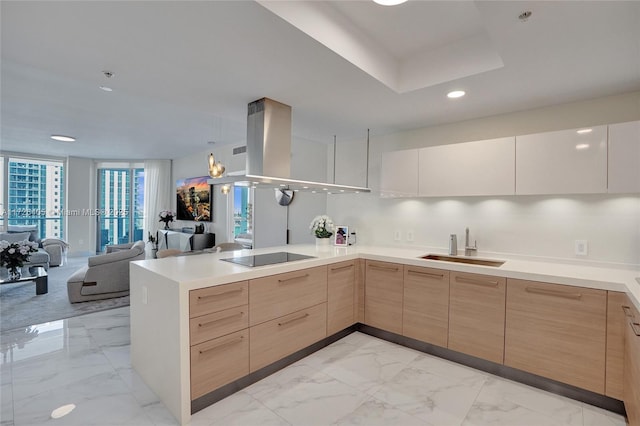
[0, 266, 48, 295]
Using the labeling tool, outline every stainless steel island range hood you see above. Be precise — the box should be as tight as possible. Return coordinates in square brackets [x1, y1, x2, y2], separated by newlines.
[208, 98, 370, 194]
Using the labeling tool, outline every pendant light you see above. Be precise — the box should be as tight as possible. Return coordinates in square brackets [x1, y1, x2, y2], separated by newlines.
[208, 153, 225, 178]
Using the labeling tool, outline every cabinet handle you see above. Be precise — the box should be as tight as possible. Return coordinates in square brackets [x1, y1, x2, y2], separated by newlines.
[197, 288, 242, 300]
[622, 306, 634, 318]
[330, 264, 354, 272]
[278, 313, 310, 326]
[455, 276, 498, 287]
[407, 270, 444, 279]
[198, 335, 244, 354]
[525, 286, 581, 300]
[369, 264, 399, 272]
[278, 273, 310, 283]
[631, 322, 640, 337]
[198, 312, 244, 327]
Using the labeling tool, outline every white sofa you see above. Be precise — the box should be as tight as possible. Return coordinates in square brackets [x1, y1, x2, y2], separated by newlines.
[0, 226, 50, 270]
[66, 241, 145, 303]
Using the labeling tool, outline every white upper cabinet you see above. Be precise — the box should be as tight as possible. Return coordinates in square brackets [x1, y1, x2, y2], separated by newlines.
[515, 126, 607, 195]
[418, 137, 515, 197]
[380, 149, 419, 197]
[608, 120, 640, 194]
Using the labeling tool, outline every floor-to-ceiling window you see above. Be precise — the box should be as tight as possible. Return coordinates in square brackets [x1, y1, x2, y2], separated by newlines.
[96, 164, 144, 252]
[0, 155, 65, 239]
[232, 186, 253, 247]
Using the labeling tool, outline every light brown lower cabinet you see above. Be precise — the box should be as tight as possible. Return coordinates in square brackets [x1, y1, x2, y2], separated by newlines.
[448, 272, 506, 364]
[364, 260, 403, 334]
[605, 291, 627, 399]
[190, 329, 249, 400]
[402, 265, 449, 347]
[250, 303, 327, 372]
[505, 279, 606, 394]
[624, 302, 640, 426]
[327, 261, 356, 335]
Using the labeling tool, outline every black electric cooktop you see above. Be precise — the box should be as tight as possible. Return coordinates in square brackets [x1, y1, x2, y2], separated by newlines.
[220, 252, 315, 267]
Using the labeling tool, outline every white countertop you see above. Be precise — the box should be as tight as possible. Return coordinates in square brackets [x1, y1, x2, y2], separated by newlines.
[131, 244, 640, 311]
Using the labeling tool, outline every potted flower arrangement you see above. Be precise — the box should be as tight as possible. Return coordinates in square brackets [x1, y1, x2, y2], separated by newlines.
[0, 240, 39, 280]
[159, 210, 175, 229]
[310, 215, 334, 248]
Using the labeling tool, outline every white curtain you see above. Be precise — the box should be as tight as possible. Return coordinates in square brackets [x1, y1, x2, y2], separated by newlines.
[144, 159, 172, 242]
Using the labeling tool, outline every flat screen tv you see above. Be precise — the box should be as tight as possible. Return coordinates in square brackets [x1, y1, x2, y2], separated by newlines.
[176, 176, 212, 221]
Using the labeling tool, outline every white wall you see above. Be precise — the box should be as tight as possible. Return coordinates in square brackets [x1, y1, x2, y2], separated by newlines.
[328, 91, 640, 267]
[66, 156, 96, 256]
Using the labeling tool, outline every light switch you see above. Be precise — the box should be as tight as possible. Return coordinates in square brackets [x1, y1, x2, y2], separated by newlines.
[574, 240, 588, 256]
[142, 286, 148, 304]
[406, 230, 414, 242]
[394, 230, 401, 241]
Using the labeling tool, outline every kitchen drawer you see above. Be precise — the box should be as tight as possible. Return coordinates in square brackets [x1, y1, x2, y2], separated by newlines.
[403, 265, 449, 347]
[364, 260, 403, 334]
[250, 302, 327, 372]
[249, 266, 327, 326]
[189, 305, 248, 346]
[505, 279, 606, 394]
[190, 329, 249, 400]
[189, 281, 248, 318]
[449, 271, 506, 364]
[327, 261, 356, 335]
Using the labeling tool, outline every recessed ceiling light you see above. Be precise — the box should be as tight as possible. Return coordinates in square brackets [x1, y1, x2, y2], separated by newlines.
[50, 135, 76, 142]
[99, 86, 113, 92]
[576, 128, 593, 134]
[447, 90, 466, 99]
[575, 143, 590, 150]
[373, 0, 407, 5]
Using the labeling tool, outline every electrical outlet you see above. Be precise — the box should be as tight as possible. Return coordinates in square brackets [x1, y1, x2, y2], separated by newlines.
[394, 230, 401, 241]
[575, 240, 588, 256]
[78, 239, 84, 245]
[406, 230, 414, 242]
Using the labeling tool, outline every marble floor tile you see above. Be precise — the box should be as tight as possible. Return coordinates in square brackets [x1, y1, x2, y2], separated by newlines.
[582, 403, 627, 426]
[313, 349, 407, 394]
[372, 365, 487, 426]
[466, 376, 583, 426]
[247, 365, 369, 426]
[191, 391, 289, 426]
[335, 397, 427, 426]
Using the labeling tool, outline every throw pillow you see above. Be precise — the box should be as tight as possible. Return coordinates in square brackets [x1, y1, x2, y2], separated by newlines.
[7, 225, 41, 246]
[0, 232, 32, 243]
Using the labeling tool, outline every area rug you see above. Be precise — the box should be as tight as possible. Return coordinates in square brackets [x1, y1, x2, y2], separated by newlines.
[0, 256, 130, 332]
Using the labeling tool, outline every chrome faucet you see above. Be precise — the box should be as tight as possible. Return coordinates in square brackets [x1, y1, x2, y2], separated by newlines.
[465, 227, 477, 256]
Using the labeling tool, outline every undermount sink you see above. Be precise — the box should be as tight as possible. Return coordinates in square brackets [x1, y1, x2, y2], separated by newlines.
[421, 254, 505, 267]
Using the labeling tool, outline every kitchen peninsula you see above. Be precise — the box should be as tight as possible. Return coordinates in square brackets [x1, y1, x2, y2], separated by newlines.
[130, 244, 640, 425]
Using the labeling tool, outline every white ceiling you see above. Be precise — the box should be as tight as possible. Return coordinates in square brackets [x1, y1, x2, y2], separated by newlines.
[1, 1, 639, 161]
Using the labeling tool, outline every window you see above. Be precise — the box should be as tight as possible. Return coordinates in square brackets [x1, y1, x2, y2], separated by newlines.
[96, 166, 144, 252]
[0, 156, 65, 239]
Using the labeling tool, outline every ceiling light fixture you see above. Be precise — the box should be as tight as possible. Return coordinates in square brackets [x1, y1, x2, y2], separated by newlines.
[208, 153, 225, 178]
[576, 128, 593, 134]
[50, 135, 76, 142]
[447, 90, 466, 99]
[373, 0, 408, 5]
[99, 86, 113, 92]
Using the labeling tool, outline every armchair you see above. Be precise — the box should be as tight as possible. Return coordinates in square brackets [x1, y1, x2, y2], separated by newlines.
[41, 238, 69, 267]
[67, 240, 145, 303]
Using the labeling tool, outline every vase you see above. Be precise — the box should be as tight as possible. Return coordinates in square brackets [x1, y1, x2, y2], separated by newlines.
[315, 238, 331, 250]
[7, 266, 21, 280]
[164, 222, 170, 230]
